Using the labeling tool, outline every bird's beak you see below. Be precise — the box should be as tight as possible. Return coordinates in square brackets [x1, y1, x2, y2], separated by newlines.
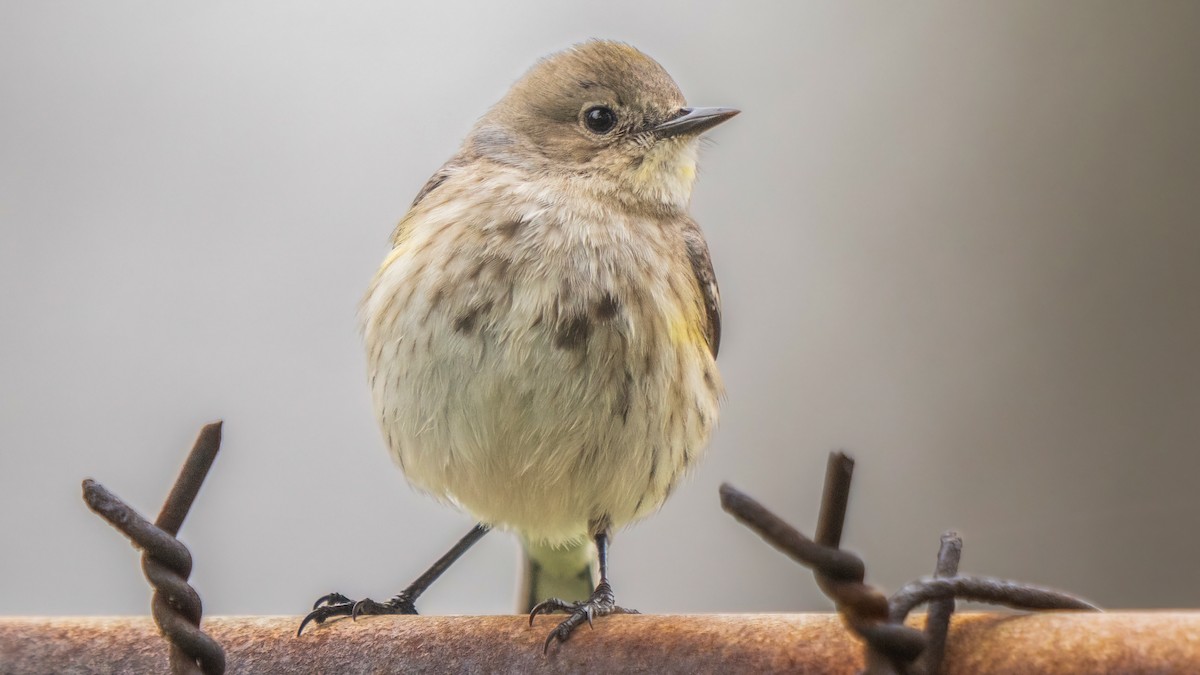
[651, 107, 740, 138]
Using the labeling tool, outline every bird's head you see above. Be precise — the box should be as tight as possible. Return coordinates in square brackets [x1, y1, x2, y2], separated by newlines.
[466, 40, 738, 210]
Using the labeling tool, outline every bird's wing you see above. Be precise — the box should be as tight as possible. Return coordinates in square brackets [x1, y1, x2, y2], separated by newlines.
[390, 159, 463, 247]
[682, 218, 722, 358]
[410, 161, 459, 208]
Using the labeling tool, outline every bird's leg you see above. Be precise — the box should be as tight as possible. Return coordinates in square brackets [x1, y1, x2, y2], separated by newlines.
[297, 523, 490, 636]
[529, 529, 639, 652]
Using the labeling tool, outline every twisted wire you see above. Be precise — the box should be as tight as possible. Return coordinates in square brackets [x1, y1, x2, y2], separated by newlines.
[720, 451, 1098, 675]
[82, 422, 226, 675]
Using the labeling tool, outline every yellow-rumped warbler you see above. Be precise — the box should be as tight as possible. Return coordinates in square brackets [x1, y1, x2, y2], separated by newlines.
[299, 40, 737, 649]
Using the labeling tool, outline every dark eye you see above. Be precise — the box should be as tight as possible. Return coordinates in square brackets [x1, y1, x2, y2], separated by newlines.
[583, 106, 617, 134]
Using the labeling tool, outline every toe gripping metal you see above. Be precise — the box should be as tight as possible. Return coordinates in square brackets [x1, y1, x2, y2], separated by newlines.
[297, 591, 417, 637]
[529, 581, 639, 653]
[296, 523, 490, 637]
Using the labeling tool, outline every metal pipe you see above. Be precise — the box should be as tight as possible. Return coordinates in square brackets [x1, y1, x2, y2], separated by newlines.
[2, 613, 1197, 674]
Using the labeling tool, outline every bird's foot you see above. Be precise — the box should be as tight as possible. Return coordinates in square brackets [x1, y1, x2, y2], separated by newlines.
[529, 581, 639, 652]
[296, 591, 417, 636]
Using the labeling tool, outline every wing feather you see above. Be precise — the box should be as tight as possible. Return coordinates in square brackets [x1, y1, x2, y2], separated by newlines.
[681, 219, 722, 358]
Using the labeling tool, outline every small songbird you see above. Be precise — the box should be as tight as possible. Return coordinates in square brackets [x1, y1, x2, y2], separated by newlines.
[299, 40, 737, 649]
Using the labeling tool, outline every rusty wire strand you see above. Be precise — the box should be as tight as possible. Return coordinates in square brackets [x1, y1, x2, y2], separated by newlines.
[814, 451, 926, 674]
[719, 450, 1099, 675]
[82, 422, 226, 675]
[917, 532, 962, 675]
[889, 576, 1098, 624]
[717, 482, 863, 581]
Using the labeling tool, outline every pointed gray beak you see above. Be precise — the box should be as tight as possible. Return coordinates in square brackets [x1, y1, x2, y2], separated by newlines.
[651, 107, 740, 138]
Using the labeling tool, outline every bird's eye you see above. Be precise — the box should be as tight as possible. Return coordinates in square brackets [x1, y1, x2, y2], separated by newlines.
[583, 106, 618, 134]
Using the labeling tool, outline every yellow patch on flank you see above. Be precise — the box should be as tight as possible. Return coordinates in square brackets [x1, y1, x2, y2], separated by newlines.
[666, 307, 707, 348]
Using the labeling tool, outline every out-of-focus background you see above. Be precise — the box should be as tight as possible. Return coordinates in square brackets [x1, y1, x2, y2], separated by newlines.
[2, 1, 1198, 618]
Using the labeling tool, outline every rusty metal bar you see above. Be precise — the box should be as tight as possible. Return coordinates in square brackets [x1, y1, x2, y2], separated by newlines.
[2, 613, 1198, 674]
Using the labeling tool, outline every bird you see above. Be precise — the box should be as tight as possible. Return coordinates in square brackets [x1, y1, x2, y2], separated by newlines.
[298, 40, 737, 650]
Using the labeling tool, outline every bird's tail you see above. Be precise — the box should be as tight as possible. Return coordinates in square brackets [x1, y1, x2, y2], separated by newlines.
[519, 538, 596, 613]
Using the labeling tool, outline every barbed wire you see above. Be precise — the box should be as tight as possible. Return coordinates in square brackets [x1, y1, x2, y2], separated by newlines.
[720, 451, 1098, 674]
[82, 422, 227, 675]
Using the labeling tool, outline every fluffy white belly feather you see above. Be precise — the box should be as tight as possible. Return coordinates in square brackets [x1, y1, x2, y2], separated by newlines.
[362, 182, 721, 544]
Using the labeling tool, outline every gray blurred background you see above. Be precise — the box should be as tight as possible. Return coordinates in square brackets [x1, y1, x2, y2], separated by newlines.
[2, 1, 1198, 618]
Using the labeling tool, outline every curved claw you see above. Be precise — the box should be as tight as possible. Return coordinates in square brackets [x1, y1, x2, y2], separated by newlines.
[296, 614, 315, 638]
[529, 597, 571, 625]
[297, 604, 343, 637]
[298, 592, 359, 636]
[350, 598, 374, 622]
[311, 592, 350, 611]
[541, 612, 589, 653]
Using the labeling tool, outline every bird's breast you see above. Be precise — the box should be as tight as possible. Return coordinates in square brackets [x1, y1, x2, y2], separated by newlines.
[361, 181, 721, 542]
